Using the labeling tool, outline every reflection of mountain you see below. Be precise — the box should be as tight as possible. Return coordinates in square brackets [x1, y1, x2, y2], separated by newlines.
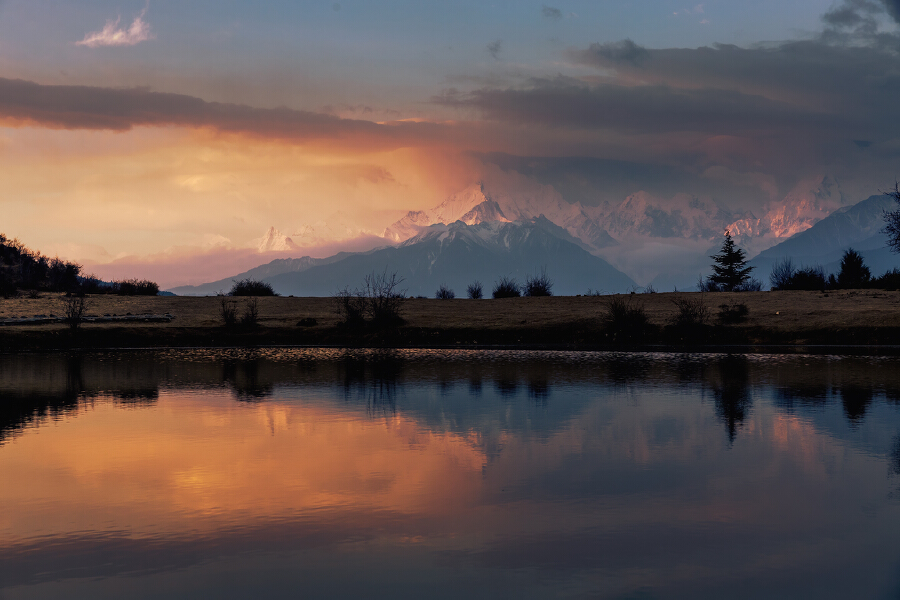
[266, 218, 636, 296]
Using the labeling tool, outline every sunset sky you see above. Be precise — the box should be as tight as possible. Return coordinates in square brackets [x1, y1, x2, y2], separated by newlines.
[2, 0, 900, 282]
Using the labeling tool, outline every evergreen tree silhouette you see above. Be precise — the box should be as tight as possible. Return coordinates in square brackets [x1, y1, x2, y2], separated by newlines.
[709, 230, 753, 292]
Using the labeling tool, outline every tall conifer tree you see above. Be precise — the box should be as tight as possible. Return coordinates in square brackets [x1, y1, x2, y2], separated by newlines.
[708, 231, 753, 291]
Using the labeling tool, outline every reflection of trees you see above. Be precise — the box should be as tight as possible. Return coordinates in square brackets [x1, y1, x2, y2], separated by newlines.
[840, 385, 874, 425]
[494, 372, 519, 398]
[527, 375, 549, 403]
[891, 435, 900, 477]
[0, 355, 84, 444]
[604, 354, 650, 385]
[709, 355, 752, 445]
[467, 375, 483, 397]
[339, 351, 402, 415]
[774, 383, 828, 411]
[223, 358, 273, 402]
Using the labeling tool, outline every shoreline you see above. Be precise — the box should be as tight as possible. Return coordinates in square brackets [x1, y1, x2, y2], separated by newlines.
[1, 291, 899, 355]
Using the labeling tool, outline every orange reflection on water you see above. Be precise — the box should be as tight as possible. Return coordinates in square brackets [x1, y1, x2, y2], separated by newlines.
[0, 390, 486, 545]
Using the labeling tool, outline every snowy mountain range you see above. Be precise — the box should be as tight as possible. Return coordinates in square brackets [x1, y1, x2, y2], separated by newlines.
[172, 168, 896, 295]
[173, 217, 635, 296]
[383, 175, 846, 256]
[749, 193, 899, 283]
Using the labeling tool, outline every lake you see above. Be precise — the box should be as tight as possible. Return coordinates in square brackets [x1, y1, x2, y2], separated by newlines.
[1, 348, 899, 599]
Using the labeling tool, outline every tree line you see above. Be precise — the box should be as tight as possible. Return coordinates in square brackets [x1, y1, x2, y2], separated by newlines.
[0, 234, 158, 297]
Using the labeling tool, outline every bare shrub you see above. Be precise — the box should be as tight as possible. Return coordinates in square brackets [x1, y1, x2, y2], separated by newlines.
[240, 297, 259, 328]
[771, 259, 827, 291]
[62, 294, 89, 331]
[466, 281, 483, 299]
[602, 295, 649, 342]
[335, 287, 367, 327]
[363, 270, 406, 325]
[769, 258, 795, 290]
[697, 275, 720, 292]
[435, 284, 455, 299]
[718, 302, 749, 324]
[523, 267, 553, 297]
[873, 267, 900, 290]
[643, 283, 657, 294]
[335, 270, 406, 327]
[672, 296, 709, 327]
[734, 277, 763, 292]
[492, 276, 521, 298]
[219, 294, 238, 327]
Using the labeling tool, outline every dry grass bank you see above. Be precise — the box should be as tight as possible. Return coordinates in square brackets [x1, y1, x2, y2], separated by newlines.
[1, 290, 899, 351]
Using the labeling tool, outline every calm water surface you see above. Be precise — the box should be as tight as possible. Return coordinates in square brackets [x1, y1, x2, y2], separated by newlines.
[1, 348, 900, 599]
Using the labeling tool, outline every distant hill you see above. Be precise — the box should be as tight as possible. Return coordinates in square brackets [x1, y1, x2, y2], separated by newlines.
[169, 252, 363, 296]
[748, 194, 899, 283]
[265, 218, 636, 297]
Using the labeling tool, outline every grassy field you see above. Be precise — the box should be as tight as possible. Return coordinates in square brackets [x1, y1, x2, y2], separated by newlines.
[1, 290, 899, 351]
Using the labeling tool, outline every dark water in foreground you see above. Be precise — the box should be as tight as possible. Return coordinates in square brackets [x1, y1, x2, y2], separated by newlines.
[1, 348, 900, 599]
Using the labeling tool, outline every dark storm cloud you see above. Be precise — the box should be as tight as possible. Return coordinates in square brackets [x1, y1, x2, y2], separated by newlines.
[542, 5, 562, 20]
[434, 31, 900, 181]
[884, 0, 900, 21]
[434, 76, 834, 136]
[822, 0, 882, 28]
[564, 38, 900, 140]
[585, 39, 648, 65]
[0, 77, 447, 149]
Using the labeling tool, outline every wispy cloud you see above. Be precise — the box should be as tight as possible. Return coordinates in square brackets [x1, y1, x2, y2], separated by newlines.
[486, 39, 502, 60]
[542, 6, 562, 20]
[77, 8, 154, 48]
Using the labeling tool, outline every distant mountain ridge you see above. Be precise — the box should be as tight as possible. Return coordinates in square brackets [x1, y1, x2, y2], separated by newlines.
[383, 175, 848, 260]
[174, 218, 635, 296]
[169, 252, 363, 296]
[270, 217, 635, 297]
[748, 193, 900, 283]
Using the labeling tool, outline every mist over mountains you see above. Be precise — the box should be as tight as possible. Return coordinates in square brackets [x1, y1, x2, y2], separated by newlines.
[173, 217, 635, 297]
[171, 169, 899, 296]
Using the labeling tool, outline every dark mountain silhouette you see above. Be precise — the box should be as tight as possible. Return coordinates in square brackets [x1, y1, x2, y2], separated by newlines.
[223, 218, 635, 297]
[169, 252, 370, 296]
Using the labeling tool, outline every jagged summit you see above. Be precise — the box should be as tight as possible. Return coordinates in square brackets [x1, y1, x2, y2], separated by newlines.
[255, 226, 299, 253]
[384, 179, 617, 252]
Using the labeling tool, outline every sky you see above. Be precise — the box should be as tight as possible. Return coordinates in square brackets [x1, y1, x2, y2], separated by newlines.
[2, 0, 900, 283]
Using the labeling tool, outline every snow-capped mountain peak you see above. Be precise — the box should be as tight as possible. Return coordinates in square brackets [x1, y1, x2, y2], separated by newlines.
[255, 226, 299, 253]
[384, 178, 616, 252]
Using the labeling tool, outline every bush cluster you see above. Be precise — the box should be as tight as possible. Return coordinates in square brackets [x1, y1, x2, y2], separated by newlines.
[229, 278, 277, 296]
[492, 276, 521, 298]
[602, 295, 649, 342]
[80, 277, 160, 296]
[218, 295, 260, 328]
[769, 249, 899, 291]
[435, 284, 455, 299]
[336, 270, 406, 327]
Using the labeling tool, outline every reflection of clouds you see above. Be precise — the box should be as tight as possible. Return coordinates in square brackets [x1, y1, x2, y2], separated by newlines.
[1, 350, 900, 597]
[0, 393, 487, 544]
